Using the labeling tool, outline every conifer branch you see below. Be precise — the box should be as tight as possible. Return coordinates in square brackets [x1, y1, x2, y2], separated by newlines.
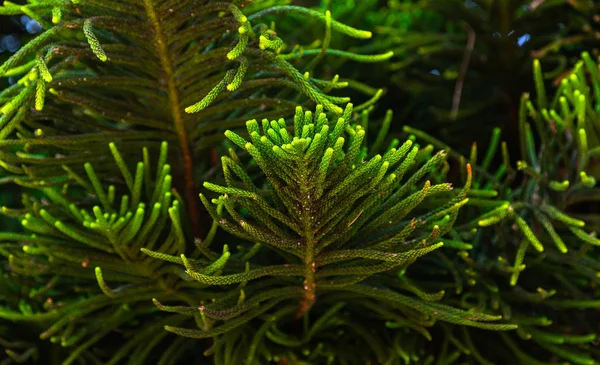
[140, 0, 199, 238]
[142, 103, 519, 361]
[400, 50, 600, 363]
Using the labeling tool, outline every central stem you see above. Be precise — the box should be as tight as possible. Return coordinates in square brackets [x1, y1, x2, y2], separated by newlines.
[299, 228, 316, 317]
[298, 163, 316, 318]
[142, 0, 201, 238]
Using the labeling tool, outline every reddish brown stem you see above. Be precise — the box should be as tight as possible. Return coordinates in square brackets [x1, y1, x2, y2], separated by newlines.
[142, 0, 201, 239]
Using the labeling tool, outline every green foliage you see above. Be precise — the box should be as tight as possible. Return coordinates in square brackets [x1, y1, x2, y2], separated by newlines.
[0, 0, 392, 364]
[1, 0, 600, 364]
[0, 0, 390, 239]
[402, 50, 600, 364]
[147, 103, 518, 364]
[0, 142, 196, 364]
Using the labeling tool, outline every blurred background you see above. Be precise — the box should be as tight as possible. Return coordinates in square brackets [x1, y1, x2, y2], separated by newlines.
[287, 0, 599, 154]
[0, 8, 42, 233]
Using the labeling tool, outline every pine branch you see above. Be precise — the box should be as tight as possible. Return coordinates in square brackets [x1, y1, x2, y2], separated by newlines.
[143, 103, 524, 362]
[0, 0, 391, 243]
[399, 50, 600, 364]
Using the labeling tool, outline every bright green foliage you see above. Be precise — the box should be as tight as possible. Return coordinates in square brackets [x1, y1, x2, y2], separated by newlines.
[145, 104, 518, 363]
[0, 2, 391, 360]
[1, 1, 599, 364]
[0, 0, 395, 362]
[0, 0, 390, 241]
[400, 51, 600, 364]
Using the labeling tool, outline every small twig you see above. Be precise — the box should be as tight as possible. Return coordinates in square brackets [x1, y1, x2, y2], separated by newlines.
[527, 0, 547, 11]
[451, 22, 476, 121]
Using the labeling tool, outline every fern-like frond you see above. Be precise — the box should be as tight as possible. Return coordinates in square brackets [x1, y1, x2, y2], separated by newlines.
[145, 104, 517, 363]
[0, 141, 206, 365]
[0, 0, 391, 238]
[397, 52, 600, 364]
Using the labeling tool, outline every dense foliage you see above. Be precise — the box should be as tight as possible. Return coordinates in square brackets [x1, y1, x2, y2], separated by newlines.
[0, 0, 599, 364]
